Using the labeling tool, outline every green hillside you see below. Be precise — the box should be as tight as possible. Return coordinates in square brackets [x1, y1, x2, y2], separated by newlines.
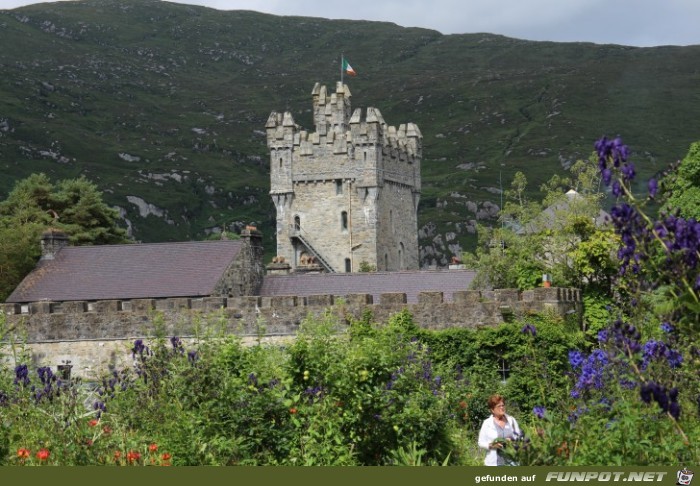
[1, 0, 699, 265]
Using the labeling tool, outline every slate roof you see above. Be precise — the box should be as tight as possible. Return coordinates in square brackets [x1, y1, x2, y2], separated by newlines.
[259, 269, 476, 303]
[6, 240, 244, 303]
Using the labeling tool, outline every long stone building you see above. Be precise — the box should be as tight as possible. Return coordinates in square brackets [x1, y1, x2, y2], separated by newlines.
[266, 82, 422, 273]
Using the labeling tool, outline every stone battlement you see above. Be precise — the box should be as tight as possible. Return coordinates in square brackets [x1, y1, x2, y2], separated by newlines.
[2, 287, 580, 318]
[2, 288, 580, 378]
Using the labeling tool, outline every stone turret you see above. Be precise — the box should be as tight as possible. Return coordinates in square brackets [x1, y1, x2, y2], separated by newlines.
[267, 83, 422, 273]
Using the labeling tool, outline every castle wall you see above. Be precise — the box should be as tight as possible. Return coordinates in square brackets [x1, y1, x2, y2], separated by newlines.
[2, 288, 581, 379]
[376, 182, 420, 270]
[212, 229, 265, 296]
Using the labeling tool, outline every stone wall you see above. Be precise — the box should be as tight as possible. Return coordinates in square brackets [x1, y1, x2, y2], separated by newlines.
[2, 287, 580, 379]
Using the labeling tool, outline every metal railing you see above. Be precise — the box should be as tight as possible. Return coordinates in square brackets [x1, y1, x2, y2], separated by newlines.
[288, 224, 336, 272]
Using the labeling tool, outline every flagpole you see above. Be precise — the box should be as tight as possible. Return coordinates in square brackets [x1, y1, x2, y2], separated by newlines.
[340, 53, 344, 85]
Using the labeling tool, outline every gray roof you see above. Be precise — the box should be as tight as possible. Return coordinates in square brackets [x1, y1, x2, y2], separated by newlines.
[260, 269, 476, 303]
[6, 240, 244, 303]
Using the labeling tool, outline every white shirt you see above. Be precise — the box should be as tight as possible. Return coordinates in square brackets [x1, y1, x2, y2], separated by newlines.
[477, 414, 521, 466]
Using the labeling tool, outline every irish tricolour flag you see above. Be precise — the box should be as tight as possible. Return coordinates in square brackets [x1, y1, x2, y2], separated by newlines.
[343, 58, 357, 76]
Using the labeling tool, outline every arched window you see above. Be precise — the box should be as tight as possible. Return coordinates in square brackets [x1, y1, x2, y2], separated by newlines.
[399, 242, 405, 270]
[345, 258, 351, 273]
[294, 215, 300, 231]
[279, 157, 283, 169]
[341, 211, 348, 231]
[385, 253, 388, 270]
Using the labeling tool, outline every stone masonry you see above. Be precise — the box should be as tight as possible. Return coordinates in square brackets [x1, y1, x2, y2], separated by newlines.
[266, 82, 422, 273]
[2, 287, 581, 379]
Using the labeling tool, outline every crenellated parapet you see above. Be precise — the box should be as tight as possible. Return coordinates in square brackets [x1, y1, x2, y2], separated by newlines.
[3, 288, 581, 378]
[266, 82, 422, 186]
[3, 287, 580, 322]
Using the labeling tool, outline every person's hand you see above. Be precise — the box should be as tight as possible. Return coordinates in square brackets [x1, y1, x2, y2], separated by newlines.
[491, 438, 507, 449]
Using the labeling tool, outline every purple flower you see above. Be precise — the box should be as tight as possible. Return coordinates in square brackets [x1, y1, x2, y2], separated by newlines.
[660, 322, 674, 333]
[521, 323, 537, 336]
[621, 163, 636, 183]
[595, 136, 629, 168]
[612, 180, 622, 197]
[533, 406, 546, 419]
[568, 350, 584, 369]
[170, 336, 184, 354]
[648, 178, 658, 198]
[669, 402, 681, 420]
[14, 364, 30, 386]
[597, 329, 609, 343]
[571, 349, 610, 397]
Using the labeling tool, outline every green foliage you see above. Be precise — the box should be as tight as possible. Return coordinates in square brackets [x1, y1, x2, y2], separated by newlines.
[0, 173, 129, 300]
[1, 305, 697, 466]
[358, 261, 377, 272]
[465, 159, 609, 291]
[581, 291, 614, 339]
[663, 141, 700, 219]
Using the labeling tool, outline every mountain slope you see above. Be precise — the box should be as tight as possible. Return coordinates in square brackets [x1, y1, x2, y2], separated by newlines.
[1, 0, 699, 265]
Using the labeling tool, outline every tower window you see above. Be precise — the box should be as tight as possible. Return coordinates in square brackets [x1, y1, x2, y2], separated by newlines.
[279, 157, 283, 169]
[335, 179, 343, 195]
[341, 211, 348, 231]
[345, 258, 351, 273]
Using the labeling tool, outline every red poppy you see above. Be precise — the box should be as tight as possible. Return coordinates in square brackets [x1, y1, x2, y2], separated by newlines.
[160, 452, 172, 466]
[126, 450, 141, 464]
[289, 407, 298, 414]
[88, 419, 99, 427]
[102, 425, 112, 435]
[17, 448, 30, 459]
[113, 450, 122, 462]
[36, 448, 50, 461]
[148, 443, 158, 452]
[458, 400, 467, 409]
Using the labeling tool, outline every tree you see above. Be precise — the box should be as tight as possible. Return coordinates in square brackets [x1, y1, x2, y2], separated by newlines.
[0, 173, 129, 300]
[463, 157, 616, 291]
[662, 141, 700, 220]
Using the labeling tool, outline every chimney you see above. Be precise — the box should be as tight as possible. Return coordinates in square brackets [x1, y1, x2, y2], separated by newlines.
[41, 229, 69, 260]
[240, 225, 264, 295]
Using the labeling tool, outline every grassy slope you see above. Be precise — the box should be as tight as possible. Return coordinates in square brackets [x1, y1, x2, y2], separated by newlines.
[1, 0, 699, 262]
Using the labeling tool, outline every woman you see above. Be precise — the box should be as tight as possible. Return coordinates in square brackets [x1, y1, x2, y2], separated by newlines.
[477, 394, 521, 466]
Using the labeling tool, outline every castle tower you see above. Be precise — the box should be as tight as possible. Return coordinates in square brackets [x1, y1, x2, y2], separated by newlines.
[266, 82, 422, 273]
